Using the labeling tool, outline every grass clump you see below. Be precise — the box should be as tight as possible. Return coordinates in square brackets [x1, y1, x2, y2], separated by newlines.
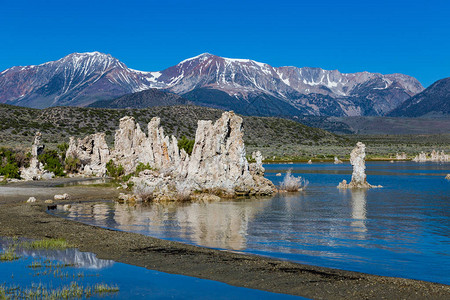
[280, 169, 308, 192]
[0, 247, 20, 262]
[25, 238, 72, 250]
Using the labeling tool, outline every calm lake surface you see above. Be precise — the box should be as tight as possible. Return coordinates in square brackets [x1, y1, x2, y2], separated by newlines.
[52, 162, 450, 285]
[0, 238, 303, 299]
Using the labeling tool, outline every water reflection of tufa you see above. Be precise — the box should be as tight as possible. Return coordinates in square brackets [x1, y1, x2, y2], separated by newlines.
[0, 239, 113, 269]
[350, 189, 368, 236]
[64, 199, 271, 251]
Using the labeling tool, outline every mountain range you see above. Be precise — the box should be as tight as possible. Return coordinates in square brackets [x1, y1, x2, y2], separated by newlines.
[0, 51, 433, 117]
[388, 77, 450, 117]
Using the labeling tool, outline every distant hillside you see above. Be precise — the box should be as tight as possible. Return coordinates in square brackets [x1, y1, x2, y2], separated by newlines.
[0, 104, 343, 149]
[388, 78, 450, 117]
[89, 88, 191, 109]
[299, 115, 450, 135]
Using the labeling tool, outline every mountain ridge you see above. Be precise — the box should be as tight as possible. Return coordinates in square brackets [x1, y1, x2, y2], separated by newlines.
[0, 52, 424, 116]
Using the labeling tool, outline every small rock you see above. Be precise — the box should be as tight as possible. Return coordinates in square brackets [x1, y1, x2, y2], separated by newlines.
[307, 160, 312, 164]
[41, 172, 55, 180]
[445, 174, 450, 180]
[44, 199, 54, 204]
[276, 173, 282, 177]
[54, 193, 70, 200]
[26, 197, 37, 203]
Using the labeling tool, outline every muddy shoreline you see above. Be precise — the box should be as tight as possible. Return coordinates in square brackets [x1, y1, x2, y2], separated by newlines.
[0, 179, 449, 299]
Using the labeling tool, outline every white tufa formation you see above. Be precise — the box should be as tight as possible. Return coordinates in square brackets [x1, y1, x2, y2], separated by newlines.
[334, 156, 343, 164]
[66, 111, 276, 199]
[412, 150, 449, 162]
[396, 152, 407, 160]
[338, 142, 380, 189]
[66, 133, 110, 176]
[21, 132, 49, 181]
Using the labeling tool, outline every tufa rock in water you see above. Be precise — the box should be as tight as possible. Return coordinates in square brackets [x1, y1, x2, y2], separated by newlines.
[338, 142, 380, 189]
[334, 156, 343, 164]
[249, 151, 265, 176]
[412, 150, 449, 162]
[130, 111, 276, 199]
[445, 174, 450, 180]
[307, 160, 312, 164]
[66, 133, 110, 176]
[67, 111, 275, 200]
[396, 152, 407, 160]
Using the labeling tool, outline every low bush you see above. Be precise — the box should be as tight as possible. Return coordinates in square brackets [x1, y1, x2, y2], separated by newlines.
[38, 149, 64, 176]
[106, 160, 125, 180]
[178, 136, 195, 155]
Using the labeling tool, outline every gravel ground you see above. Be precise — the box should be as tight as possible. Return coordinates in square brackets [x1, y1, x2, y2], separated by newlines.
[0, 178, 449, 299]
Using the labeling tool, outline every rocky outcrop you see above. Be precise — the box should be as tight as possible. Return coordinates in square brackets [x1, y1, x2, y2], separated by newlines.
[130, 112, 276, 200]
[396, 152, 407, 160]
[113, 116, 181, 174]
[338, 142, 379, 189]
[412, 150, 449, 162]
[20, 132, 48, 180]
[66, 133, 110, 176]
[445, 174, 450, 180]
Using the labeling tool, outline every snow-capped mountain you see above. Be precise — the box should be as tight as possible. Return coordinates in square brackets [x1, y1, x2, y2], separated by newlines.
[0, 52, 424, 116]
[0, 52, 163, 108]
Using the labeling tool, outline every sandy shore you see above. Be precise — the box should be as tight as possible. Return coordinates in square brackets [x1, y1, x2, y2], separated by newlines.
[0, 178, 449, 299]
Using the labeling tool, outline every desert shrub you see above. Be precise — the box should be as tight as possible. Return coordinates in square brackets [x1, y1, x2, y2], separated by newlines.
[0, 148, 22, 179]
[135, 162, 153, 174]
[178, 136, 195, 155]
[65, 156, 81, 173]
[106, 160, 125, 179]
[38, 150, 64, 176]
[57, 142, 69, 160]
[280, 169, 308, 192]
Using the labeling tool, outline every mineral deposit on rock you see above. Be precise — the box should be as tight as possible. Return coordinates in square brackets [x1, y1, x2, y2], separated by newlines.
[338, 142, 379, 189]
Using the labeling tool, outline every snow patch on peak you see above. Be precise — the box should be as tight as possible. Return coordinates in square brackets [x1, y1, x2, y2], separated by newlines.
[179, 53, 213, 64]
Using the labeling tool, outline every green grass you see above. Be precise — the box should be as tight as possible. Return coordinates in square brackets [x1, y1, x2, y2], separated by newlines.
[24, 238, 72, 250]
[0, 282, 119, 299]
[0, 248, 20, 262]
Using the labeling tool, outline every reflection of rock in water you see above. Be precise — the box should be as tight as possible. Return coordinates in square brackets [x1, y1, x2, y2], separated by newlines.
[0, 239, 113, 269]
[350, 189, 367, 235]
[67, 203, 111, 224]
[109, 200, 270, 250]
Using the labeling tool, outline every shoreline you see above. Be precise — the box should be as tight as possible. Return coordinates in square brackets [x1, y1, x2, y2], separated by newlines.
[0, 179, 449, 299]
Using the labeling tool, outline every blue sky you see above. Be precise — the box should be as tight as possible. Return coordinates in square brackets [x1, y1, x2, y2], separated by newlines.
[0, 0, 448, 87]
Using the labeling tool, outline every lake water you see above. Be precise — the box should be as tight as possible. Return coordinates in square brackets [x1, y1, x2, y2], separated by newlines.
[0, 238, 303, 299]
[52, 162, 450, 285]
